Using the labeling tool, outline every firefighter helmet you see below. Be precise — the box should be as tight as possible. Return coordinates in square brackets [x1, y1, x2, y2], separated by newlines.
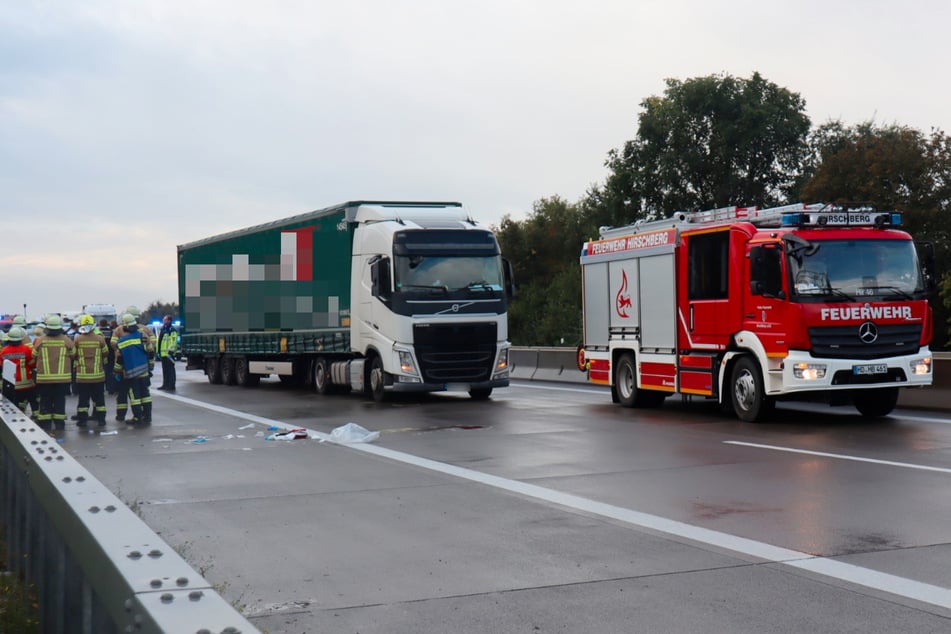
[80, 314, 95, 326]
[120, 313, 136, 327]
[124, 306, 141, 319]
[12, 315, 26, 326]
[45, 315, 63, 330]
[6, 326, 25, 342]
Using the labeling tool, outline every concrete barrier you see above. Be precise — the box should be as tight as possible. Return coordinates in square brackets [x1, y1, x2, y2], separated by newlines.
[515, 347, 951, 411]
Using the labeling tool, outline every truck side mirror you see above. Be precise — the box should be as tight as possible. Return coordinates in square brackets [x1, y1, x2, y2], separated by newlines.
[503, 257, 516, 298]
[917, 241, 938, 295]
[370, 256, 391, 301]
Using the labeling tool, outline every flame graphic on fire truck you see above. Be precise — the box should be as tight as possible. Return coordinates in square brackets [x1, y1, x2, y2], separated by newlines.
[616, 270, 632, 318]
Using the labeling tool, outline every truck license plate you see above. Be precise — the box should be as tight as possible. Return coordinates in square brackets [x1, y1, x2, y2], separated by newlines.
[853, 364, 888, 376]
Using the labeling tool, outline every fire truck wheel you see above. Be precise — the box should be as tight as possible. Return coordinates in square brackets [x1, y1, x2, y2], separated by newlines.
[730, 356, 773, 422]
[853, 387, 899, 418]
[614, 353, 637, 407]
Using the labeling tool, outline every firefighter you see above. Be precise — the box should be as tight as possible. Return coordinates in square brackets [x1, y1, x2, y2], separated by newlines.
[99, 318, 117, 394]
[72, 314, 109, 426]
[33, 314, 75, 431]
[111, 306, 153, 421]
[114, 313, 152, 424]
[0, 326, 36, 415]
[157, 314, 178, 391]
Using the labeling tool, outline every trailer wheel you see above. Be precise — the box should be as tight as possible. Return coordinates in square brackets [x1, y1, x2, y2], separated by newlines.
[313, 357, 331, 395]
[221, 357, 237, 385]
[366, 355, 386, 403]
[234, 357, 259, 387]
[205, 356, 223, 385]
[469, 387, 493, 400]
[730, 356, 773, 422]
[853, 387, 899, 418]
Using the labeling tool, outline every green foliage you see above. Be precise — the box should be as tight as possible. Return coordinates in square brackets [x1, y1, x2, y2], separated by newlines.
[600, 72, 810, 218]
[495, 197, 587, 345]
[800, 121, 951, 347]
[143, 300, 179, 325]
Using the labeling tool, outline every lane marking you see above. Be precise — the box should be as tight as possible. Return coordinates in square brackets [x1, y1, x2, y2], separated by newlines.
[164, 392, 951, 611]
[724, 441, 951, 475]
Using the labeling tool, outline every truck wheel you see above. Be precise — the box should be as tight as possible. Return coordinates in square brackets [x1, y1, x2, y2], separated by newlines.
[469, 387, 493, 400]
[235, 357, 260, 387]
[366, 355, 386, 403]
[853, 387, 899, 418]
[221, 357, 237, 385]
[205, 356, 223, 385]
[614, 353, 639, 408]
[313, 357, 331, 395]
[730, 356, 773, 422]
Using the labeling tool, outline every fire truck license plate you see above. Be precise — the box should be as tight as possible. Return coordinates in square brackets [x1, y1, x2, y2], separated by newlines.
[853, 364, 888, 376]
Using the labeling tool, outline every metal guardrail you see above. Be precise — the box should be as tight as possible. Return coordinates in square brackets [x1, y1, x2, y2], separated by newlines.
[0, 399, 258, 633]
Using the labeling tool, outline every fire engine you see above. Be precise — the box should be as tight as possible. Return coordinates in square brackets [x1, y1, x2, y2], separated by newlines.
[578, 203, 935, 421]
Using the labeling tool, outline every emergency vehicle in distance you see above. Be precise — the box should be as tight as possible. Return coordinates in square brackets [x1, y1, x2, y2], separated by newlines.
[578, 203, 935, 421]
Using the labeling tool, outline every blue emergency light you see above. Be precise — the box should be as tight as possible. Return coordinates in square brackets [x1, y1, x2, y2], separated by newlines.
[780, 211, 902, 228]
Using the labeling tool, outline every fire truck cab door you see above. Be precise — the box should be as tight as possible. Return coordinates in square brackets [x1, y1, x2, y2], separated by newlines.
[745, 242, 788, 351]
[680, 230, 731, 348]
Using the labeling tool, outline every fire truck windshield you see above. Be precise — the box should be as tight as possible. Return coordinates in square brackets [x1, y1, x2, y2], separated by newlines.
[788, 238, 924, 301]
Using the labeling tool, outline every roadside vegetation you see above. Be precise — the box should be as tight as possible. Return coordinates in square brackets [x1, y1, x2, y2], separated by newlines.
[496, 72, 951, 349]
[0, 529, 40, 633]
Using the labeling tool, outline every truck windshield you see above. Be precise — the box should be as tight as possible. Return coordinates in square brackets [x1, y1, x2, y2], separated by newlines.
[394, 255, 505, 293]
[788, 238, 924, 301]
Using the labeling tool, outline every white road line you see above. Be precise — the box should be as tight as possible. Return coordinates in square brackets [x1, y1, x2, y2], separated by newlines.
[724, 441, 951, 475]
[168, 392, 951, 611]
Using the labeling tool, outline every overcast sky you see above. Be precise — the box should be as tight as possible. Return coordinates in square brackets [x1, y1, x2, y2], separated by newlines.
[2, 1, 948, 319]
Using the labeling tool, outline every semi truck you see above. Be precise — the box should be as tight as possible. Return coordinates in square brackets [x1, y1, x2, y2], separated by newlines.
[578, 203, 935, 421]
[178, 200, 514, 401]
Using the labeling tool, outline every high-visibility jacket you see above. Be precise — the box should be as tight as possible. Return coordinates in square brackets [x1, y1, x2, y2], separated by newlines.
[116, 331, 150, 379]
[74, 332, 109, 383]
[158, 326, 178, 358]
[0, 343, 35, 390]
[33, 334, 75, 384]
[111, 322, 154, 375]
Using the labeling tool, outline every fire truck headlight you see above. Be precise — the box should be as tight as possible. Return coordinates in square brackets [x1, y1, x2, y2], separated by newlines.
[909, 357, 932, 375]
[398, 350, 418, 376]
[793, 363, 826, 380]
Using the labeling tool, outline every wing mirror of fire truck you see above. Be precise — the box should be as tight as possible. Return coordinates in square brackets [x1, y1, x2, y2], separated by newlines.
[503, 257, 516, 299]
[749, 245, 785, 299]
[916, 241, 938, 295]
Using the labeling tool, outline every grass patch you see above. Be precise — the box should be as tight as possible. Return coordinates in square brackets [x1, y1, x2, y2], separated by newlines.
[0, 528, 40, 634]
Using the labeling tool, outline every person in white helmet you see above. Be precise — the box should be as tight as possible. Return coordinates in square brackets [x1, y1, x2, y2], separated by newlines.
[33, 314, 76, 432]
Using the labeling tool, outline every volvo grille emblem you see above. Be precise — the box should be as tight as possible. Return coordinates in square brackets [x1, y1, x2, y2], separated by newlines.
[858, 321, 879, 344]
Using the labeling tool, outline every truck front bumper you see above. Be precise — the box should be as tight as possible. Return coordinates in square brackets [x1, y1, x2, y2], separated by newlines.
[389, 375, 510, 393]
[772, 346, 933, 394]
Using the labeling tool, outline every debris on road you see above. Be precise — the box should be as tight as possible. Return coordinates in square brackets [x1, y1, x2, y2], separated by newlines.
[327, 422, 379, 444]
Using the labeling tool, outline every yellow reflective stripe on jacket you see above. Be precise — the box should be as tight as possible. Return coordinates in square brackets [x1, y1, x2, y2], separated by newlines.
[75, 339, 107, 380]
[36, 339, 73, 382]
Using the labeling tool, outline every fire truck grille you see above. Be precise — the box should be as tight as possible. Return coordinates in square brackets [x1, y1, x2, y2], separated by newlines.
[808, 323, 922, 360]
[413, 323, 497, 383]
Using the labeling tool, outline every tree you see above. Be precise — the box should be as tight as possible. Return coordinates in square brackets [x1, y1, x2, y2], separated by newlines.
[495, 197, 587, 345]
[143, 300, 179, 325]
[800, 122, 951, 347]
[601, 72, 811, 219]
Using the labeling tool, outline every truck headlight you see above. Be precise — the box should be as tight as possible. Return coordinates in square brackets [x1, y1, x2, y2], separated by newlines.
[793, 363, 826, 380]
[496, 348, 509, 371]
[909, 357, 932, 375]
[398, 350, 418, 376]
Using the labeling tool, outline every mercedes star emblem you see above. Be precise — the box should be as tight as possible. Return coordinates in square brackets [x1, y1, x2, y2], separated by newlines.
[858, 321, 879, 344]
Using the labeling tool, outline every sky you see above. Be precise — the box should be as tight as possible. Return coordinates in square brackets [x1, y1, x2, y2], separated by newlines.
[2, 0, 949, 319]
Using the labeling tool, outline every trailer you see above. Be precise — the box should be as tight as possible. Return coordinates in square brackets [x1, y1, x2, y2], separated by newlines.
[578, 203, 935, 421]
[178, 201, 514, 401]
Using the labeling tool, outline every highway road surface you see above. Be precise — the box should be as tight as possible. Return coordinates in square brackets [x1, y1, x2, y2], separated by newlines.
[62, 367, 951, 633]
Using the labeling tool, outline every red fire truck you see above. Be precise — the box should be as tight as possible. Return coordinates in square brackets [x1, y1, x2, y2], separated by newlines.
[578, 203, 935, 421]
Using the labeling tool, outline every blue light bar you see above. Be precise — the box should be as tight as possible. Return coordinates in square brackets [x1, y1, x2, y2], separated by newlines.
[781, 213, 802, 226]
